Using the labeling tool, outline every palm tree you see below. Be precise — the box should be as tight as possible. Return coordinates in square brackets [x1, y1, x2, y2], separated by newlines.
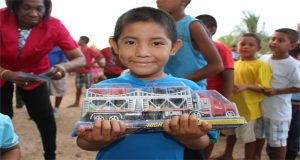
[219, 11, 270, 54]
[235, 11, 261, 34]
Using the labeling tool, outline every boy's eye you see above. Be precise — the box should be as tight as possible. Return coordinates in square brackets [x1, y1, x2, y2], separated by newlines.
[249, 43, 255, 47]
[153, 41, 164, 46]
[124, 40, 135, 45]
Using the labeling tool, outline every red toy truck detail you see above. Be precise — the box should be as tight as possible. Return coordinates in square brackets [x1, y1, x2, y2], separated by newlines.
[80, 83, 239, 122]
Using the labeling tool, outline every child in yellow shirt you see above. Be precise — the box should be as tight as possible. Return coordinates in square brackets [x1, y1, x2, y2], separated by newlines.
[219, 33, 272, 160]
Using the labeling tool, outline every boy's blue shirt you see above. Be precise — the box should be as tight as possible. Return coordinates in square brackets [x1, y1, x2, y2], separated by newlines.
[0, 113, 19, 149]
[92, 74, 216, 160]
[164, 15, 207, 89]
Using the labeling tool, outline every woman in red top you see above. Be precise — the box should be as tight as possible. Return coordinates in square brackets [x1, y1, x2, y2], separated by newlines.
[0, 0, 85, 159]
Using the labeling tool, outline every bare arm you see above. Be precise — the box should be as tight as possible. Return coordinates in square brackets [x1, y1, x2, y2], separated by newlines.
[77, 137, 103, 151]
[48, 48, 86, 80]
[1, 145, 21, 160]
[220, 69, 234, 99]
[234, 84, 265, 93]
[0, 67, 40, 86]
[0, 48, 85, 82]
[95, 56, 106, 68]
[61, 48, 86, 72]
[178, 131, 210, 149]
[185, 22, 223, 82]
[264, 87, 300, 96]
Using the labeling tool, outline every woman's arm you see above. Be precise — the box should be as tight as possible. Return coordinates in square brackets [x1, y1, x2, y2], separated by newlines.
[60, 48, 86, 72]
[49, 48, 86, 80]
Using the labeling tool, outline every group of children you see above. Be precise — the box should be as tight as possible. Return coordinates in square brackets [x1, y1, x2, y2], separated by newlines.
[1, 0, 299, 160]
[213, 28, 300, 160]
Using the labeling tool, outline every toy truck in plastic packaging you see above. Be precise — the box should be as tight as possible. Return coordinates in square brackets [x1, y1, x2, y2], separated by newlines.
[76, 82, 246, 132]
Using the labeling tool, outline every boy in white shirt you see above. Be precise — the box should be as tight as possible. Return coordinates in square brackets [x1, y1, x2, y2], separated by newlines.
[255, 28, 300, 160]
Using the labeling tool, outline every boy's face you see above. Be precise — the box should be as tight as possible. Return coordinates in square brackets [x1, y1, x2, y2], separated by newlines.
[110, 21, 181, 81]
[237, 36, 260, 60]
[269, 32, 294, 55]
[77, 39, 86, 48]
[156, 0, 182, 13]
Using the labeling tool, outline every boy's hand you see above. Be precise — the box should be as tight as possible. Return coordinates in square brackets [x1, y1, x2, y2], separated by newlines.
[263, 88, 277, 96]
[233, 84, 247, 92]
[77, 120, 126, 150]
[162, 114, 211, 149]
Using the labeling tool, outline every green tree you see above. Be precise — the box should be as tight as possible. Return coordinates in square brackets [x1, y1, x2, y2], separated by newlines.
[235, 11, 261, 34]
[218, 33, 238, 49]
[218, 11, 270, 54]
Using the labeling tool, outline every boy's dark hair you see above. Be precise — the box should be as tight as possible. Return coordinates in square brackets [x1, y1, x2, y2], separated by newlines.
[80, 36, 90, 44]
[196, 14, 217, 28]
[6, 0, 52, 19]
[240, 33, 261, 46]
[185, 0, 191, 7]
[289, 43, 300, 58]
[112, 7, 177, 44]
[275, 28, 299, 44]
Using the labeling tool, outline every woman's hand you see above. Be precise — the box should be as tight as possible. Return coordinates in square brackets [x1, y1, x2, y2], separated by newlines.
[48, 64, 67, 80]
[1, 70, 40, 87]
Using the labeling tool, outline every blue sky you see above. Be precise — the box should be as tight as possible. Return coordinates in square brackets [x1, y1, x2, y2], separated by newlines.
[1, 0, 299, 49]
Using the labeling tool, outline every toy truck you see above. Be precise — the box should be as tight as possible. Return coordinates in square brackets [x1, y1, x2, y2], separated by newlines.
[78, 82, 245, 130]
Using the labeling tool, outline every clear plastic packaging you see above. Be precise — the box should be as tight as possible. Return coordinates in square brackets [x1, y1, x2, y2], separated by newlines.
[75, 82, 246, 133]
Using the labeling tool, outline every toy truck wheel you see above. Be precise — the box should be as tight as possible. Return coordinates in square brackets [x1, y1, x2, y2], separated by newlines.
[190, 111, 202, 119]
[225, 111, 236, 117]
[109, 115, 120, 120]
[94, 115, 105, 121]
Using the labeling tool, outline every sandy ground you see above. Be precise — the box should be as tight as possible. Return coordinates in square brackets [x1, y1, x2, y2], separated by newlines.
[11, 74, 274, 160]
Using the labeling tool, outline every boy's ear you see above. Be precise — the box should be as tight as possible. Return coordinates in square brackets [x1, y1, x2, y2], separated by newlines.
[109, 37, 119, 55]
[289, 43, 298, 51]
[170, 39, 182, 56]
[209, 27, 217, 36]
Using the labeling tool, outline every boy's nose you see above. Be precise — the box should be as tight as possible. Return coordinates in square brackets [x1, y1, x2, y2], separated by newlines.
[135, 44, 150, 56]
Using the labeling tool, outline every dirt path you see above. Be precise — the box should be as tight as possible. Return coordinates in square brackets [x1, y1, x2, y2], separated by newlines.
[12, 74, 272, 160]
